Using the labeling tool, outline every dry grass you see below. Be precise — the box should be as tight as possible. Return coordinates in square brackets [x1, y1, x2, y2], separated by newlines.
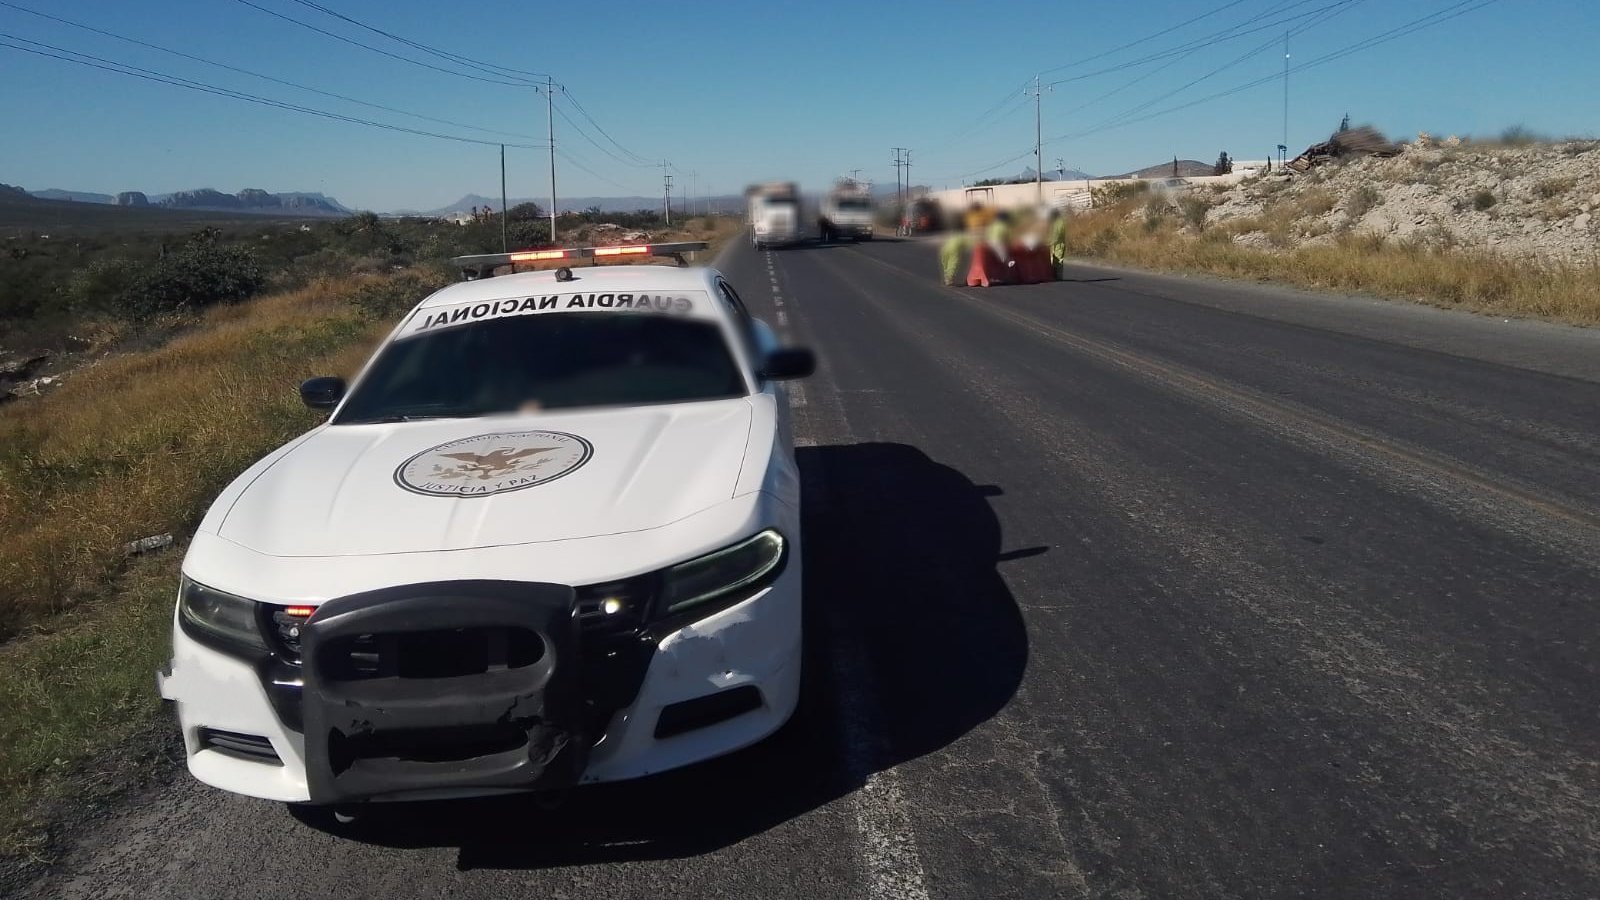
[1346, 184, 1382, 220]
[1535, 176, 1578, 199]
[0, 278, 390, 640]
[1065, 202, 1600, 325]
[0, 275, 396, 858]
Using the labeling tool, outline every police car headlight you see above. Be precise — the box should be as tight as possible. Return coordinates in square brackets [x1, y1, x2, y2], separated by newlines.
[179, 577, 268, 655]
[660, 530, 786, 617]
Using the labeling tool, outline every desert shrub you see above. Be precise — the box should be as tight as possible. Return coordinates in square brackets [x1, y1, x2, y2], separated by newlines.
[1346, 184, 1381, 219]
[1497, 125, 1543, 147]
[1535, 177, 1577, 199]
[1092, 181, 1150, 207]
[1178, 195, 1212, 231]
[1472, 190, 1497, 211]
[1296, 188, 1337, 217]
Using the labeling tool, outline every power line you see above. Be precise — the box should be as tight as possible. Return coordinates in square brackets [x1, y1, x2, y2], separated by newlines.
[917, 78, 1034, 162]
[1045, 0, 1338, 88]
[282, 0, 547, 83]
[934, 0, 1492, 182]
[560, 87, 654, 166]
[1051, 0, 1500, 143]
[555, 148, 646, 195]
[0, 0, 541, 140]
[0, 32, 548, 148]
[230, 0, 534, 87]
[1073, 0, 1361, 136]
[1039, 0, 1255, 76]
[552, 94, 655, 168]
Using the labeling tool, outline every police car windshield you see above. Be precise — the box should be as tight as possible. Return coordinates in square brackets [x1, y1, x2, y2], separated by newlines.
[335, 312, 746, 423]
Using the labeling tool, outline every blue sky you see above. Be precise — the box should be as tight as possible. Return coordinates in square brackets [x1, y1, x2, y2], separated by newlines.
[0, 0, 1594, 211]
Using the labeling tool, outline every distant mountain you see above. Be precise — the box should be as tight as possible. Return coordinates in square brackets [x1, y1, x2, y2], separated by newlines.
[156, 188, 350, 216]
[16, 186, 351, 215]
[1109, 159, 1215, 179]
[0, 182, 356, 229]
[30, 189, 115, 204]
[411, 194, 671, 217]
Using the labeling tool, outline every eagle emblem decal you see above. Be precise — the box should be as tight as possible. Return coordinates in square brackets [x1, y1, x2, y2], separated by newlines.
[395, 431, 593, 497]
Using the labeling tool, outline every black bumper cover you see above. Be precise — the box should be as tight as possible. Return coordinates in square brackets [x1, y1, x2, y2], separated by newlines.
[299, 580, 586, 804]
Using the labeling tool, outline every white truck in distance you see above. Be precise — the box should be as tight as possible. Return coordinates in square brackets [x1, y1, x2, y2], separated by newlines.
[746, 181, 801, 250]
[818, 180, 874, 243]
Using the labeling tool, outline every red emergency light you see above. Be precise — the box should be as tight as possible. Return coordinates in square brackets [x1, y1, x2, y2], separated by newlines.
[451, 241, 709, 280]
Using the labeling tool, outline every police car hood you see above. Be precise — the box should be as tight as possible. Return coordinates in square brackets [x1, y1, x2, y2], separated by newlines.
[214, 399, 755, 557]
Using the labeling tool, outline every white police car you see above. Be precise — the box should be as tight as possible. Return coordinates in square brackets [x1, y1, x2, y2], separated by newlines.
[158, 242, 814, 809]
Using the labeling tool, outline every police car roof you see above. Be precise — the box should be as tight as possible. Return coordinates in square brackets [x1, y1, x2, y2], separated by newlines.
[416, 264, 716, 310]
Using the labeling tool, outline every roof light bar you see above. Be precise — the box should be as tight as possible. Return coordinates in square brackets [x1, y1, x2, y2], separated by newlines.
[450, 241, 710, 279]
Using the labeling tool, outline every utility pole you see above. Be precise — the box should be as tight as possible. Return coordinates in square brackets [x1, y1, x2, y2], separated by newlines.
[1031, 74, 1044, 202]
[499, 143, 508, 252]
[903, 151, 913, 235]
[545, 75, 557, 242]
[1281, 32, 1290, 166]
[890, 148, 905, 228]
[657, 161, 672, 224]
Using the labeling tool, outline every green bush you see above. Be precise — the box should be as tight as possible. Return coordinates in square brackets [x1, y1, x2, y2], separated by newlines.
[346, 270, 451, 322]
[65, 257, 142, 314]
[120, 243, 266, 314]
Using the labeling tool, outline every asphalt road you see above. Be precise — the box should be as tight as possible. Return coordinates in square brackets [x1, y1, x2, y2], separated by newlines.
[22, 236, 1600, 899]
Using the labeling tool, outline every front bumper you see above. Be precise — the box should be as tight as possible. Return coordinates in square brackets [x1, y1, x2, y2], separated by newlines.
[157, 566, 801, 803]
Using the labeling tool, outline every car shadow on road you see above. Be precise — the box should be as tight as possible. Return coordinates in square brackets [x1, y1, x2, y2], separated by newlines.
[289, 442, 1029, 871]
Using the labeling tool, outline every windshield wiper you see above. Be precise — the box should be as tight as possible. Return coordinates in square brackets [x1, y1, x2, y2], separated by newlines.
[341, 411, 469, 424]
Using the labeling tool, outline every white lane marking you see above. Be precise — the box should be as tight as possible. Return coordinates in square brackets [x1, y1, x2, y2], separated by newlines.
[776, 310, 789, 327]
[787, 377, 932, 900]
[774, 297, 785, 308]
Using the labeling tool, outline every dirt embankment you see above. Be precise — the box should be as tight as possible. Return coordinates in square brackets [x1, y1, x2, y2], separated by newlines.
[1208, 136, 1600, 265]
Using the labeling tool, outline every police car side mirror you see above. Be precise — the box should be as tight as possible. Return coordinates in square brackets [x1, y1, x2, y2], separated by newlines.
[299, 376, 346, 411]
[761, 347, 815, 381]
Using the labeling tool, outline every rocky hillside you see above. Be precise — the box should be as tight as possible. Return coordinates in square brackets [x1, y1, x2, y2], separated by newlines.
[1204, 136, 1600, 265]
